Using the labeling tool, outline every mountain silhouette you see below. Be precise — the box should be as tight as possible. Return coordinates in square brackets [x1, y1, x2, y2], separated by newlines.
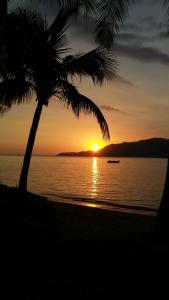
[57, 138, 169, 157]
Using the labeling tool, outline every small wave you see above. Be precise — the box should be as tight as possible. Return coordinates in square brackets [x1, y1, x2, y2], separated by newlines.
[43, 192, 158, 213]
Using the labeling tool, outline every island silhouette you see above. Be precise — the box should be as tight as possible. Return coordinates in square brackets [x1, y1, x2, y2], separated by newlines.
[57, 137, 169, 157]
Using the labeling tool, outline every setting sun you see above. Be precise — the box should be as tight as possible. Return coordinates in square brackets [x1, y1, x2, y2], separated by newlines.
[92, 144, 99, 152]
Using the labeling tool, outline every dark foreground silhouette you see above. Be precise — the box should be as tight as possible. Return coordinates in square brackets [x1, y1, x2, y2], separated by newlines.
[0, 185, 169, 298]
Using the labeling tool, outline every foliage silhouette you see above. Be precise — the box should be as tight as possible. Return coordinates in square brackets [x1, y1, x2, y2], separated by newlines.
[0, 0, 134, 52]
[0, 7, 117, 192]
[38, 0, 134, 48]
[0, 104, 8, 114]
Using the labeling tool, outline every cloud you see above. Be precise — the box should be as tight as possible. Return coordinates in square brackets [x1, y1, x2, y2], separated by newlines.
[117, 33, 150, 44]
[119, 16, 167, 38]
[117, 31, 169, 44]
[100, 105, 122, 112]
[114, 43, 169, 65]
[115, 75, 133, 86]
[121, 17, 166, 34]
[137, 16, 165, 31]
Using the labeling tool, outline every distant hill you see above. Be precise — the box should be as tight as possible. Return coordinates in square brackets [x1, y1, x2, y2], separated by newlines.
[57, 138, 169, 157]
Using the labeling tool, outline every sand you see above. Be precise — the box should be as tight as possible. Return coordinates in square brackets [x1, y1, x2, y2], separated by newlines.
[0, 185, 169, 298]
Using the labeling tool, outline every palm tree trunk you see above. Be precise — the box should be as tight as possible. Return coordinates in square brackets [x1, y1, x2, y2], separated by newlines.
[0, 0, 7, 58]
[156, 155, 169, 236]
[19, 101, 43, 193]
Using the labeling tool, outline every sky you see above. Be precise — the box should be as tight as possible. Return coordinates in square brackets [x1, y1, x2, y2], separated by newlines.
[1, 0, 169, 155]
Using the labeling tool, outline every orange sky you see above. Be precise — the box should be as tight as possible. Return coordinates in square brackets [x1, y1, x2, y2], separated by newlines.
[1, 1, 169, 155]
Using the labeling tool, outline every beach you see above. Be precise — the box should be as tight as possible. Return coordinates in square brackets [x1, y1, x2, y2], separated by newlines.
[0, 185, 169, 298]
[49, 199, 156, 239]
[0, 184, 157, 240]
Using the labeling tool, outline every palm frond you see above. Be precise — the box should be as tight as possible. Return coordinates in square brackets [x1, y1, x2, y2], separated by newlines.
[11, 6, 46, 32]
[56, 80, 110, 140]
[95, 0, 134, 48]
[0, 105, 9, 115]
[34, 0, 80, 13]
[56, 0, 80, 11]
[164, 0, 169, 5]
[80, 0, 97, 18]
[63, 47, 118, 84]
[7, 7, 49, 70]
[0, 64, 8, 81]
[48, 9, 75, 54]
[163, 0, 169, 32]
[0, 79, 33, 107]
[37, 0, 95, 14]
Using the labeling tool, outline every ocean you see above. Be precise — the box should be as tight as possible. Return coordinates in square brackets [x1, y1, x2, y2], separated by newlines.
[0, 156, 167, 214]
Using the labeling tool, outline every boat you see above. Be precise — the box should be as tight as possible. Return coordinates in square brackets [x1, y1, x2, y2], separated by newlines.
[107, 160, 120, 163]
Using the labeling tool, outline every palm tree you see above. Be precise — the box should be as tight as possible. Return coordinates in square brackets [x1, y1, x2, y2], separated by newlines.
[0, 7, 117, 192]
[0, 0, 134, 51]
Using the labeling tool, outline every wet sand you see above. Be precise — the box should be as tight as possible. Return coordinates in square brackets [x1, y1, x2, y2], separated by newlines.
[49, 199, 156, 239]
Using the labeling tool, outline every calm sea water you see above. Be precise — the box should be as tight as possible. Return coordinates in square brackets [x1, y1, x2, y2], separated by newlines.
[0, 156, 167, 213]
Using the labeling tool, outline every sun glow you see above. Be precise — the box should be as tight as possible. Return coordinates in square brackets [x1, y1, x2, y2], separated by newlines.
[92, 144, 99, 152]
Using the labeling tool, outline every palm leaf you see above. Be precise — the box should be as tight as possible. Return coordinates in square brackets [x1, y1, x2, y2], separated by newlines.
[37, 0, 95, 13]
[38, 0, 79, 10]
[163, 0, 169, 32]
[56, 80, 110, 140]
[0, 79, 33, 107]
[95, 0, 134, 48]
[56, 0, 80, 11]
[63, 47, 118, 84]
[10, 6, 46, 33]
[39, 0, 96, 17]
[48, 8, 75, 54]
[7, 7, 49, 70]
[82, 0, 97, 16]
[75, 0, 97, 18]
[14, 7, 47, 43]
[0, 104, 9, 115]
[0, 63, 8, 81]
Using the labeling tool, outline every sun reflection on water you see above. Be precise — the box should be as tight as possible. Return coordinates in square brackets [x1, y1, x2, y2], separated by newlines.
[85, 203, 98, 208]
[91, 157, 98, 197]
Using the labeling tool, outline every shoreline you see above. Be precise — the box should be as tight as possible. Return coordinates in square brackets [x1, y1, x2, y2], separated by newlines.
[47, 195, 157, 216]
[47, 198, 156, 239]
[0, 154, 167, 158]
[0, 184, 166, 241]
[0, 184, 157, 239]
